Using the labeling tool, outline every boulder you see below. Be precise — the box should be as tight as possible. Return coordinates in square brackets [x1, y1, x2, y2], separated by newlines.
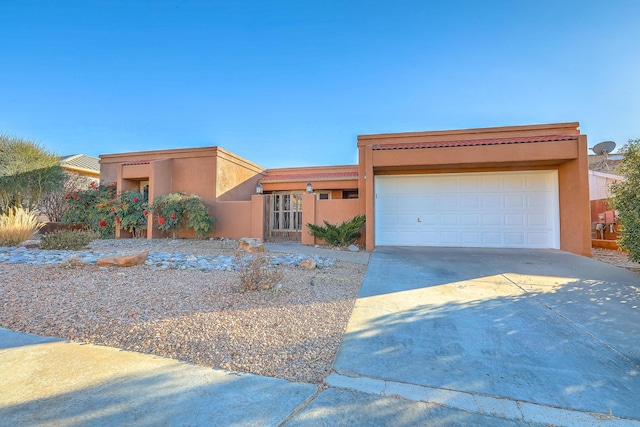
[348, 244, 360, 252]
[299, 258, 317, 270]
[238, 238, 265, 253]
[18, 240, 41, 249]
[97, 251, 149, 267]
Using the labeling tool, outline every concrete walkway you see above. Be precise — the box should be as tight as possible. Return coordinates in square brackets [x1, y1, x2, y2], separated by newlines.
[2, 246, 640, 426]
[1, 329, 542, 426]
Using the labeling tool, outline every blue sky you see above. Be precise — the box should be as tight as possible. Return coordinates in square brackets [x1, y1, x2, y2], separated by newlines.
[1, 1, 639, 168]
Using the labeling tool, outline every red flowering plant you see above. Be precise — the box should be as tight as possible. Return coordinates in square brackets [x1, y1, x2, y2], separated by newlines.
[113, 190, 148, 237]
[149, 192, 215, 239]
[63, 182, 117, 238]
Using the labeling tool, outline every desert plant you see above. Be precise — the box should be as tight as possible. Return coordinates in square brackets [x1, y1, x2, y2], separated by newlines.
[306, 214, 366, 247]
[0, 206, 44, 246]
[235, 251, 285, 291]
[40, 229, 100, 250]
[0, 133, 65, 214]
[609, 138, 640, 261]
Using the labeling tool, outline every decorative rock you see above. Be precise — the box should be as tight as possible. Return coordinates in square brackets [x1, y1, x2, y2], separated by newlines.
[0, 246, 335, 270]
[348, 245, 360, 252]
[96, 251, 149, 267]
[238, 238, 265, 253]
[299, 258, 317, 270]
[18, 240, 41, 249]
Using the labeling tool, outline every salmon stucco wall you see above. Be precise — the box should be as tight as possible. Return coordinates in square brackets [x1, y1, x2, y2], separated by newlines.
[216, 148, 265, 201]
[357, 122, 591, 256]
[214, 201, 253, 239]
[302, 197, 363, 245]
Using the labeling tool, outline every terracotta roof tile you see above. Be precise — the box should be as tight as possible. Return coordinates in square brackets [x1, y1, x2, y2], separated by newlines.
[372, 135, 577, 150]
[260, 172, 358, 182]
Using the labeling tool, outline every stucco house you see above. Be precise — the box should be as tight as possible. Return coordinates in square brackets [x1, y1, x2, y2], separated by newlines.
[99, 122, 591, 257]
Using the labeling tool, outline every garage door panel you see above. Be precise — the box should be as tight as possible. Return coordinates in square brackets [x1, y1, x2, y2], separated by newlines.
[481, 195, 501, 209]
[527, 213, 548, 226]
[482, 176, 503, 191]
[504, 194, 525, 208]
[482, 213, 501, 226]
[439, 195, 459, 209]
[504, 177, 526, 191]
[505, 233, 526, 245]
[460, 195, 480, 209]
[504, 213, 524, 226]
[460, 214, 480, 226]
[461, 232, 481, 244]
[378, 214, 398, 226]
[527, 176, 552, 191]
[375, 171, 559, 249]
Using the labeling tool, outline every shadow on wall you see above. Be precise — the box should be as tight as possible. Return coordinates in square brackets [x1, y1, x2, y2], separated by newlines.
[216, 174, 262, 201]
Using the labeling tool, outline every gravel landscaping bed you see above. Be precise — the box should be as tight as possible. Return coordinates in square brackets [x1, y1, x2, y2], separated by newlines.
[592, 247, 640, 272]
[0, 239, 367, 384]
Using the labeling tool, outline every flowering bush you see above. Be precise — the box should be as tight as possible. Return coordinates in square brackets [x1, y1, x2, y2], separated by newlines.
[149, 192, 215, 239]
[113, 189, 148, 237]
[63, 182, 117, 238]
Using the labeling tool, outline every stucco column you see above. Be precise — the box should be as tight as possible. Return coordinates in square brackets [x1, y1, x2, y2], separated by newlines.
[250, 195, 265, 239]
[301, 193, 316, 245]
[363, 146, 375, 252]
[558, 135, 592, 257]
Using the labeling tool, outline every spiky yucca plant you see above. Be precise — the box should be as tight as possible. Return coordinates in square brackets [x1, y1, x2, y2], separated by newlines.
[0, 207, 44, 246]
[306, 214, 366, 247]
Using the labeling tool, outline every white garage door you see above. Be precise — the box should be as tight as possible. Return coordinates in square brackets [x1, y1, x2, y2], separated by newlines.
[375, 171, 559, 248]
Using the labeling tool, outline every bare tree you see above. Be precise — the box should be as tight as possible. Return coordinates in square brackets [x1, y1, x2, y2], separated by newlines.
[40, 172, 95, 222]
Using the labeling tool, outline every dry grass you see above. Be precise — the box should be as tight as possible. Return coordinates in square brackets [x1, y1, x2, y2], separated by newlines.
[0, 207, 44, 246]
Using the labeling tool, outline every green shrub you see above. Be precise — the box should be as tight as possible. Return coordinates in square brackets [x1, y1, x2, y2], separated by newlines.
[40, 230, 100, 250]
[610, 139, 640, 261]
[149, 192, 215, 239]
[235, 251, 285, 291]
[113, 189, 148, 237]
[62, 182, 117, 238]
[306, 214, 366, 247]
[0, 207, 44, 246]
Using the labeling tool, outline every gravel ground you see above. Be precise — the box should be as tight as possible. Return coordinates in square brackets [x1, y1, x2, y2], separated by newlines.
[0, 239, 367, 384]
[591, 247, 640, 272]
[4, 240, 632, 386]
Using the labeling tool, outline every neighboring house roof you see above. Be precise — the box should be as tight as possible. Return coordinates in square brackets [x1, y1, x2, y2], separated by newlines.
[260, 171, 358, 183]
[588, 154, 623, 172]
[371, 134, 577, 150]
[60, 154, 100, 176]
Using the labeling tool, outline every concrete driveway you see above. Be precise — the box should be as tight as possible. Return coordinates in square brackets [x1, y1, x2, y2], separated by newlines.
[332, 247, 640, 422]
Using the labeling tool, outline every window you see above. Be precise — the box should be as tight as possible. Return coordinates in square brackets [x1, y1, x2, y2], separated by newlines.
[343, 190, 359, 199]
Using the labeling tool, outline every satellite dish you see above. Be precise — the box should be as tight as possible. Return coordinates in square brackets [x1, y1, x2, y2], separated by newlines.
[591, 141, 616, 155]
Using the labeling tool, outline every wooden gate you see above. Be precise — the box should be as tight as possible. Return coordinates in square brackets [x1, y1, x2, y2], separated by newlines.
[263, 193, 303, 242]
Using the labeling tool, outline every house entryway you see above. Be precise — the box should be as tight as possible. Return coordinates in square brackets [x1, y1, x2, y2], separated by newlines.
[263, 193, 303, 242]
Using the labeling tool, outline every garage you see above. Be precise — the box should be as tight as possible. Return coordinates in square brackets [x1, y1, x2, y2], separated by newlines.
[375, 171, 560, 248]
